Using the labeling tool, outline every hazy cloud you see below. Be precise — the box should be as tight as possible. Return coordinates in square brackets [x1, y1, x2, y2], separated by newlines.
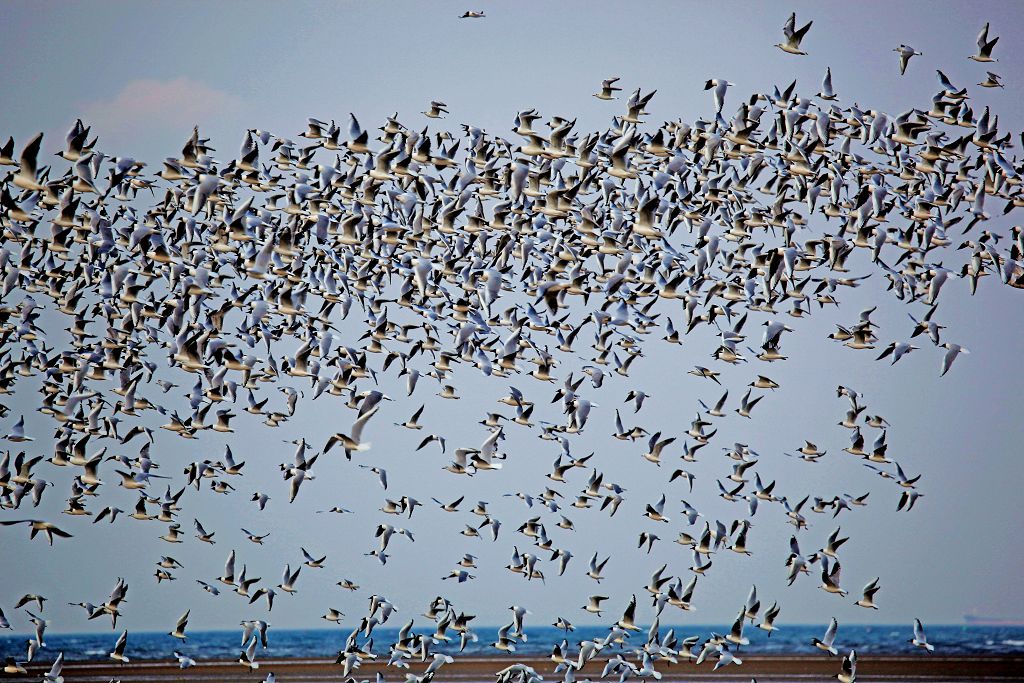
[79, 77, 241, 141]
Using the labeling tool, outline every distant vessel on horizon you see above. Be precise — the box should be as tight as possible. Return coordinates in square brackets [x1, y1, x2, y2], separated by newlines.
[964, 614, 1024, 626]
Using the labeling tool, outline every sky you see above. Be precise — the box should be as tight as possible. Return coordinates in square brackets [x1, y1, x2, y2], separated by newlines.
[1, 0, 1024, 639]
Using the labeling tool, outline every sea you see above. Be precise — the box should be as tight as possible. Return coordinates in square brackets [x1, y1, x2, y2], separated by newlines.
[2, 625, 1023, 662]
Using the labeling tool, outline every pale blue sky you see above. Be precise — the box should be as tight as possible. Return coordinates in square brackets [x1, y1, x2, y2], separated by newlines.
[1, 1, 1023, 635]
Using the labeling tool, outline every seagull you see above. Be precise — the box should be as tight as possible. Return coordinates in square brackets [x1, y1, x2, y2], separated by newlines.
[594, 77, 622, 101]
[0, 520, 72, 545]
[978, 72, 1005, 88]
[460, 10, 485, 18]
[277, 564, 301, 593]
[776, 12, 813, 55]
[240, 635, 260, 669]
[818, 67, 838, 100]
[169, 609, 190, 639]
[838, 649, 857, 683]
[4, 658, 27, 675]
[324, 405, 378, 457]
[15, 594, 47, 612]
[241, 528, 270, 544]
[583, 595, 609, 616]
[970, 22, 999, 62]
[819, 557, 848, 596]
[758, 602, 781, 637]
[301, 547, 327, 568]
[174, 651, 196, 668]
[910, 618, 935, 652]
[812, 617, 839, 655]
[423, 101, 449, 119]
[894, 45, 923, 75]
[856, 578, 881, 609]
[940, 343, 969, 376]
[42, 652, 63, 682]
[703, 79, 732, 114]
[108, 629, 129, 663]
[27, 612, 47, 648]
[323, 608, 345, 623]
[898, 489, 924, 511]
[4, 415, 32, 442]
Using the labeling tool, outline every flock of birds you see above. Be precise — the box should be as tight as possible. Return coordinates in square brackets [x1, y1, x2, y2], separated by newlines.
[0, 9, 1020, 683]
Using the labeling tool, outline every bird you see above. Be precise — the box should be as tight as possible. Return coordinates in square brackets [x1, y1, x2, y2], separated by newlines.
[818, 67, 838, 100]
[169, 609, 190, 639]
[460, 10, 485, 18]
[838, 649, 857, 683]
[324, 405, 378, 457]
[173, 651, 196, 669]
[758, 602, 781, 637]
[492, 623, 517, 652]
[4, 415, 32, 442]
[42, 653, 63, 682]
[978, 72, 1005, 88]
[108, 630, 129, 663]
[813, 617, 839, 655]
[910, 618, 935, 652]
[594, 77, 622, 101]
[583, 595, 609, 616]
[898, 489, 924, 511]
[0, 520, 72, 545]
[553, 616, 575, 631]
[703, 79, 732, 114]
[819, 557, 848, 596]
[14, 594, 47, 612]
[855, 578, 881, 609]
[776, 12, 813, 55]
[4, 657, 27, 675]
[895, 45, 923, 75]
[423, 101, 449, 119]
[969, 22, 999, 62]
[240, 635, 260, 669]
[940, 343, 970, 376]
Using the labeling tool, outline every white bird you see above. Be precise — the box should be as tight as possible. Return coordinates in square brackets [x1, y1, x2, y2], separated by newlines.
[818, 67, 838, 100]
[910, 618, 935, 652]
[776, 12, 813, 55]
[838, 649, 857, 683]
[894, 45, 923, 75]
[108, 630, 129, 663]
[812, 617, 839, 656]
[940, 343, 969, 376]
[594, 77, 622, 101]
[324, 405, 378, 457]
[240, 635, 260, 669]
[970, 22, 999, 62]
[856, 578, 881, 609]
[169, 609, 190, 639]
[703, 79, 732, 114]
[173, 651, 196, 669]
[4, 415, 32, 442]
[42, 652, 63, 683]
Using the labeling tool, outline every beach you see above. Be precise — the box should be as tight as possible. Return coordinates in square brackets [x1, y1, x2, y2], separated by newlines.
[10, 655, 1024, 682]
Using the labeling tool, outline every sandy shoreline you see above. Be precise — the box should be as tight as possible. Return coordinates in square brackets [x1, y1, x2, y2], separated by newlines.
[9, 655, 1024, 682]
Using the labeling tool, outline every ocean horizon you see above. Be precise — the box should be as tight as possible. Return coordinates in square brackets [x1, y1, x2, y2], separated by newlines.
[3, 624, 1023, 662]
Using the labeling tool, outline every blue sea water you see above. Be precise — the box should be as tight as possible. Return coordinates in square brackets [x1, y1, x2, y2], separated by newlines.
[1, 625, 1023, 662]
